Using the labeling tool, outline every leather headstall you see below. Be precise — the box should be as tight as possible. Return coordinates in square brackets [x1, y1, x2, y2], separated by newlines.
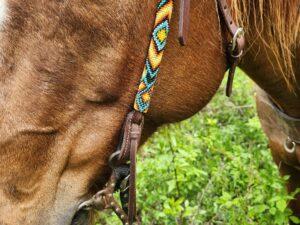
[79, 1, 245, 225]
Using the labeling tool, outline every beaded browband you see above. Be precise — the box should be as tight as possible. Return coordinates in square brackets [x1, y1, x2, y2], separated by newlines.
[78, 1, 245, 225]
[134, 0, 174, 113]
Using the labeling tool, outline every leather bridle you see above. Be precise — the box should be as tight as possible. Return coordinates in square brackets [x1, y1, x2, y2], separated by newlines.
[78, 1, 246, 224]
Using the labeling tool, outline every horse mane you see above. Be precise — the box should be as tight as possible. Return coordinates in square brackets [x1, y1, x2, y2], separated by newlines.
[231, 0, 300, 88]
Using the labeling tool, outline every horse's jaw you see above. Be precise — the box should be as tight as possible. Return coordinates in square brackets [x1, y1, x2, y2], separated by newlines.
[0, 113, 116, 225]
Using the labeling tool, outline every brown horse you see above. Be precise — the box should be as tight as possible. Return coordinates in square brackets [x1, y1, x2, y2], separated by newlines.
[0, 0, 298, 225]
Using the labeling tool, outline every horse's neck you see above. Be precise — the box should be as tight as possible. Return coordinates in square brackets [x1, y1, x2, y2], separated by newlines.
[240, 28, 300, 117]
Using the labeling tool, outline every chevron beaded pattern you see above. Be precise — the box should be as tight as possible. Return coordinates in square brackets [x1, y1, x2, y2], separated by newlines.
[134, 0, 174, 113]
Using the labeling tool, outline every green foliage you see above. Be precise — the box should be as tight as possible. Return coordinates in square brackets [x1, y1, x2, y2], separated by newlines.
[97, 71, 296, 225]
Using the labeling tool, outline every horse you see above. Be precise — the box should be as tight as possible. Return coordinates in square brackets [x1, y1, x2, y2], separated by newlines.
[0, 0, 298, 225]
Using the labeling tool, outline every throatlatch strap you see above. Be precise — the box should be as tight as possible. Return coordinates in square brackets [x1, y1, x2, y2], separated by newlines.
[134, 0, 174, 113]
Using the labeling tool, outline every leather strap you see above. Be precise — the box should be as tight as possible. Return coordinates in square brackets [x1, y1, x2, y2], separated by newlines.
[216, 0, 245, 97]
[128, 121, 142, 224]
[226, 56, 239, 97]
[217, 0, 245, 53]
[109, 111, 144, 225]
[178, 0, 190, 46]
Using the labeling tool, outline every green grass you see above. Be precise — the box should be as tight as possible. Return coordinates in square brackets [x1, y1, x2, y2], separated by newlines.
[97, 71, 296, 225]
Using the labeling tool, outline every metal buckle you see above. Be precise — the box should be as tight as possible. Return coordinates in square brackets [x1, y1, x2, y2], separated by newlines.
[231, 27, 245, 53]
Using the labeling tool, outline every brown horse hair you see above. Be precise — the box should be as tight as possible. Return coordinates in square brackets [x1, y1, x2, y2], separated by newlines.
[231, 0, 300, 89]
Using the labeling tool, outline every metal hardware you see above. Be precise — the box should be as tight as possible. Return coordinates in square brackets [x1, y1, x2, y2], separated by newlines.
[284, 137, 296, 154]
[78, 190, 108, 211]
[109, 150, 121, 167]
[231, 49, 244, 59]
[231, 27, 245, 53]
[120, 175, 130, 192]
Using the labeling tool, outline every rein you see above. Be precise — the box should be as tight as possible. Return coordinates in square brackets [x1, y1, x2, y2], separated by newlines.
[79, 0, 245, 224]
